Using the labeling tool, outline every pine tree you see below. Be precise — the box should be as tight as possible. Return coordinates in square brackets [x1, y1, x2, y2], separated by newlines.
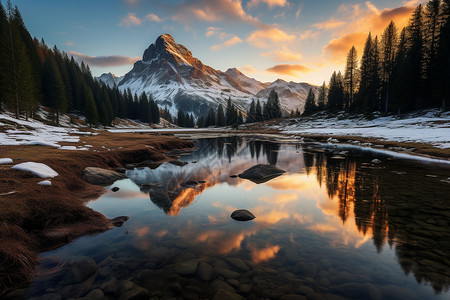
[344, 46, 359, 108]
[317, 82, 327, 110]
[424, 0, 442, 107]
[206, 107, 216, 127]
[370, 36, 382, 111]
[434, 0, 450, 108]
[266, 89, 282, 119]
[42, 54, 67, 124]
[177, 109, 185, 127]
[0, 2, 9, 109]
[391, 28, 413, 114]
[381, 21, 398, 112]
[303, 88, 317, 115]
[217, 104, 225, 126]
[247, 100, 255, 123]
[226, 97, 234, 125]
[82, 81, 98, 126]
[327, 71, 344, 110]
[255, 99, 262, 122]
[407, 4, 425, 109]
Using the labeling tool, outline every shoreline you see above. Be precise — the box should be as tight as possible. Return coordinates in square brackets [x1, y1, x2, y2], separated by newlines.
[0, 132, 194, 295]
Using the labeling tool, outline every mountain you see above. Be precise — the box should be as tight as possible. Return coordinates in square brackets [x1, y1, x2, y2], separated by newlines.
[96, 72, 123, 88]
[107, 34, 318, 117]
[256, 79, 320, 113]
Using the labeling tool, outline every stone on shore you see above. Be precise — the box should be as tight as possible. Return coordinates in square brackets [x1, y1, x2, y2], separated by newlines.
[83, 167, 126, 185]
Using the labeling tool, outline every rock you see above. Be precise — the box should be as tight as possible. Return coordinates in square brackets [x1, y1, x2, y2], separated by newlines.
[231, 209, 255, 221]
[211, 279, 235, 292]
[102, 277, 119, 296]
[34, 293, 61, 300]
[118, 280, 149, 300]
[115, 167, 127, 173]
[229, 175, 238, 178]
[215, 267, 240, 279]
[110, 216, 129, 227]
[112, 187, 120, 192]
[238, 164, 286, 184]
[174, 260, 199, 276]
[371, 159, 381, 164]
[59, 258, 99, 286]
[212, 290, 245, 300]
[227, 279, 240, 289]
[165, 149, 192, 157]
[226, 258, 249, 272]
[77, 289, 104, 300]
[168, 160, 188, 167]
[83, 167, 126, 185]
[197, 262, 214, 281]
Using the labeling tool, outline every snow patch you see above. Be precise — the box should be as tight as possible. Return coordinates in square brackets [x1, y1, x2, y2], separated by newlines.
[12, 162, 59, 178]
[0, 158, 13, 164]
[38, 180, 52, 186]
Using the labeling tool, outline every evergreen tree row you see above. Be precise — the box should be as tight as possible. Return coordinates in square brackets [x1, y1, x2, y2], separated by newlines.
[322, 0, 450, 114]
[0, 1, 160, 126]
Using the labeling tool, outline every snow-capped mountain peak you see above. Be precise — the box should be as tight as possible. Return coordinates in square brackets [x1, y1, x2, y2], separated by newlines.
[98, 34, 320, 117]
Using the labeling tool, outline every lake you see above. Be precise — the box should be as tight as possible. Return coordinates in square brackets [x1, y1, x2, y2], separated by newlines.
[23, 137, 450, 299]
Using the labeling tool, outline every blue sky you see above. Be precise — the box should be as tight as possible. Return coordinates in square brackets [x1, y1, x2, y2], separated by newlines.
[11, 0, 421, 85]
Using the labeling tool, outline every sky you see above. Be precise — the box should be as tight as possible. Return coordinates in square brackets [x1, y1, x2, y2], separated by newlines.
[11, 0, 423, 85]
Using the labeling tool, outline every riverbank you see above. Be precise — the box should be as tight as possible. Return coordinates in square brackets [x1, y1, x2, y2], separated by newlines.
[0, 131, 193, 294]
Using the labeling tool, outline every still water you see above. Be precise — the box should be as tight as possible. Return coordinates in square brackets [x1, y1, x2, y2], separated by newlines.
[27, 137, 450, 299]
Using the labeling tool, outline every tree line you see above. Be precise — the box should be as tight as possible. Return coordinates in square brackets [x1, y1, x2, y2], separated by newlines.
[303, 0, 449, 115]
[0, 1, 160, 126]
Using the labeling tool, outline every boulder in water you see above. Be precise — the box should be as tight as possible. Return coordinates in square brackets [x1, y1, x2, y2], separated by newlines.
[238, 164, 285, 184]
[231, 209, 255, 221]
[83, 167, 126, 185]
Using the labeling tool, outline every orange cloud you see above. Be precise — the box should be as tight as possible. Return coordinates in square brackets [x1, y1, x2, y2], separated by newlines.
[248, 0, 288, 9]
[320, 1, 417, 62]
[171, 0, 260, 27]
[267, 64, 313, 76]
[211, 36, 243, 51]
[239, 65, 257, 74]
[247, 27, 295, 48]
[323, 32, 367, 62]
[145, 13, 162, 23]
[69, 51, 141, 67]
[262, 50, 302, 62]
[249, 244, 280, 263]
[314, 18, 346, 30]
[119, 12, 142, 27]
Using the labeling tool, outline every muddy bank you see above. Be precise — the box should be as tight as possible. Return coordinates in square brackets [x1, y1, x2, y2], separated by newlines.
[0, 132, 193, 295]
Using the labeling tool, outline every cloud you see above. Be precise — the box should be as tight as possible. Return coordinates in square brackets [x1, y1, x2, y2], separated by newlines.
[119, 12, 142, 27]
[239, 65, 257, 74]
[247, 27, 295, 48]
[266, 64, 313, 76]
[262, 50, 302, 62]
[295, 8, 302, 19]
[64, 41, 74, 46]
[69, 51, 141, 67]
[211, 36, 243, 51]
[323, 32, 367, 62]
[145, 13, 162, 22]
[248, 0, 288, 9]
[320, 1, 417, 62]
[314, 18, 346, 30]
[171, 0, 261, 27]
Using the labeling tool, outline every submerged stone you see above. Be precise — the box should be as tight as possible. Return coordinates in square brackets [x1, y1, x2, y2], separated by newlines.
[110, 216, 129, 227]
[231, 209, 255, 221]
[111, 187, 120, 192]
[168, 160, 188, 167]
[238, 164, 286, 184]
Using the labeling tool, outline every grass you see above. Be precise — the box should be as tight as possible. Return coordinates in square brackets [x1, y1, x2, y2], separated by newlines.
[0, 132, 193, 295]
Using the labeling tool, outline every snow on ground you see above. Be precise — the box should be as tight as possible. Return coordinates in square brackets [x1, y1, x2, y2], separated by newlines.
[0, 112, 93, 150]
[0, 158, 13, 164]
[274, 109, 450, 149]
[11, 162, 59, 178]
[38, 180, 52, 186]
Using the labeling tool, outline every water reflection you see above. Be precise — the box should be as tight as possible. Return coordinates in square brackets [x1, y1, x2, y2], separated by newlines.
[123, 137, 450, 294]
[24, 137, 450, 299]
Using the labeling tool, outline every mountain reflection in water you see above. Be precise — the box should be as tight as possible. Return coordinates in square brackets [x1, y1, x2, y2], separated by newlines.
[26, 137, 449, 299]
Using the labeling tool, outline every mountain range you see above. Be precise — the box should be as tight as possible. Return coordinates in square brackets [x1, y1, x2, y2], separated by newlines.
[96, 34, 319, 117]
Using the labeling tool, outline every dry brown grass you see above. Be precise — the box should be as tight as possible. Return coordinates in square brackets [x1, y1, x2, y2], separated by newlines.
[0, 132, 193, 294]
